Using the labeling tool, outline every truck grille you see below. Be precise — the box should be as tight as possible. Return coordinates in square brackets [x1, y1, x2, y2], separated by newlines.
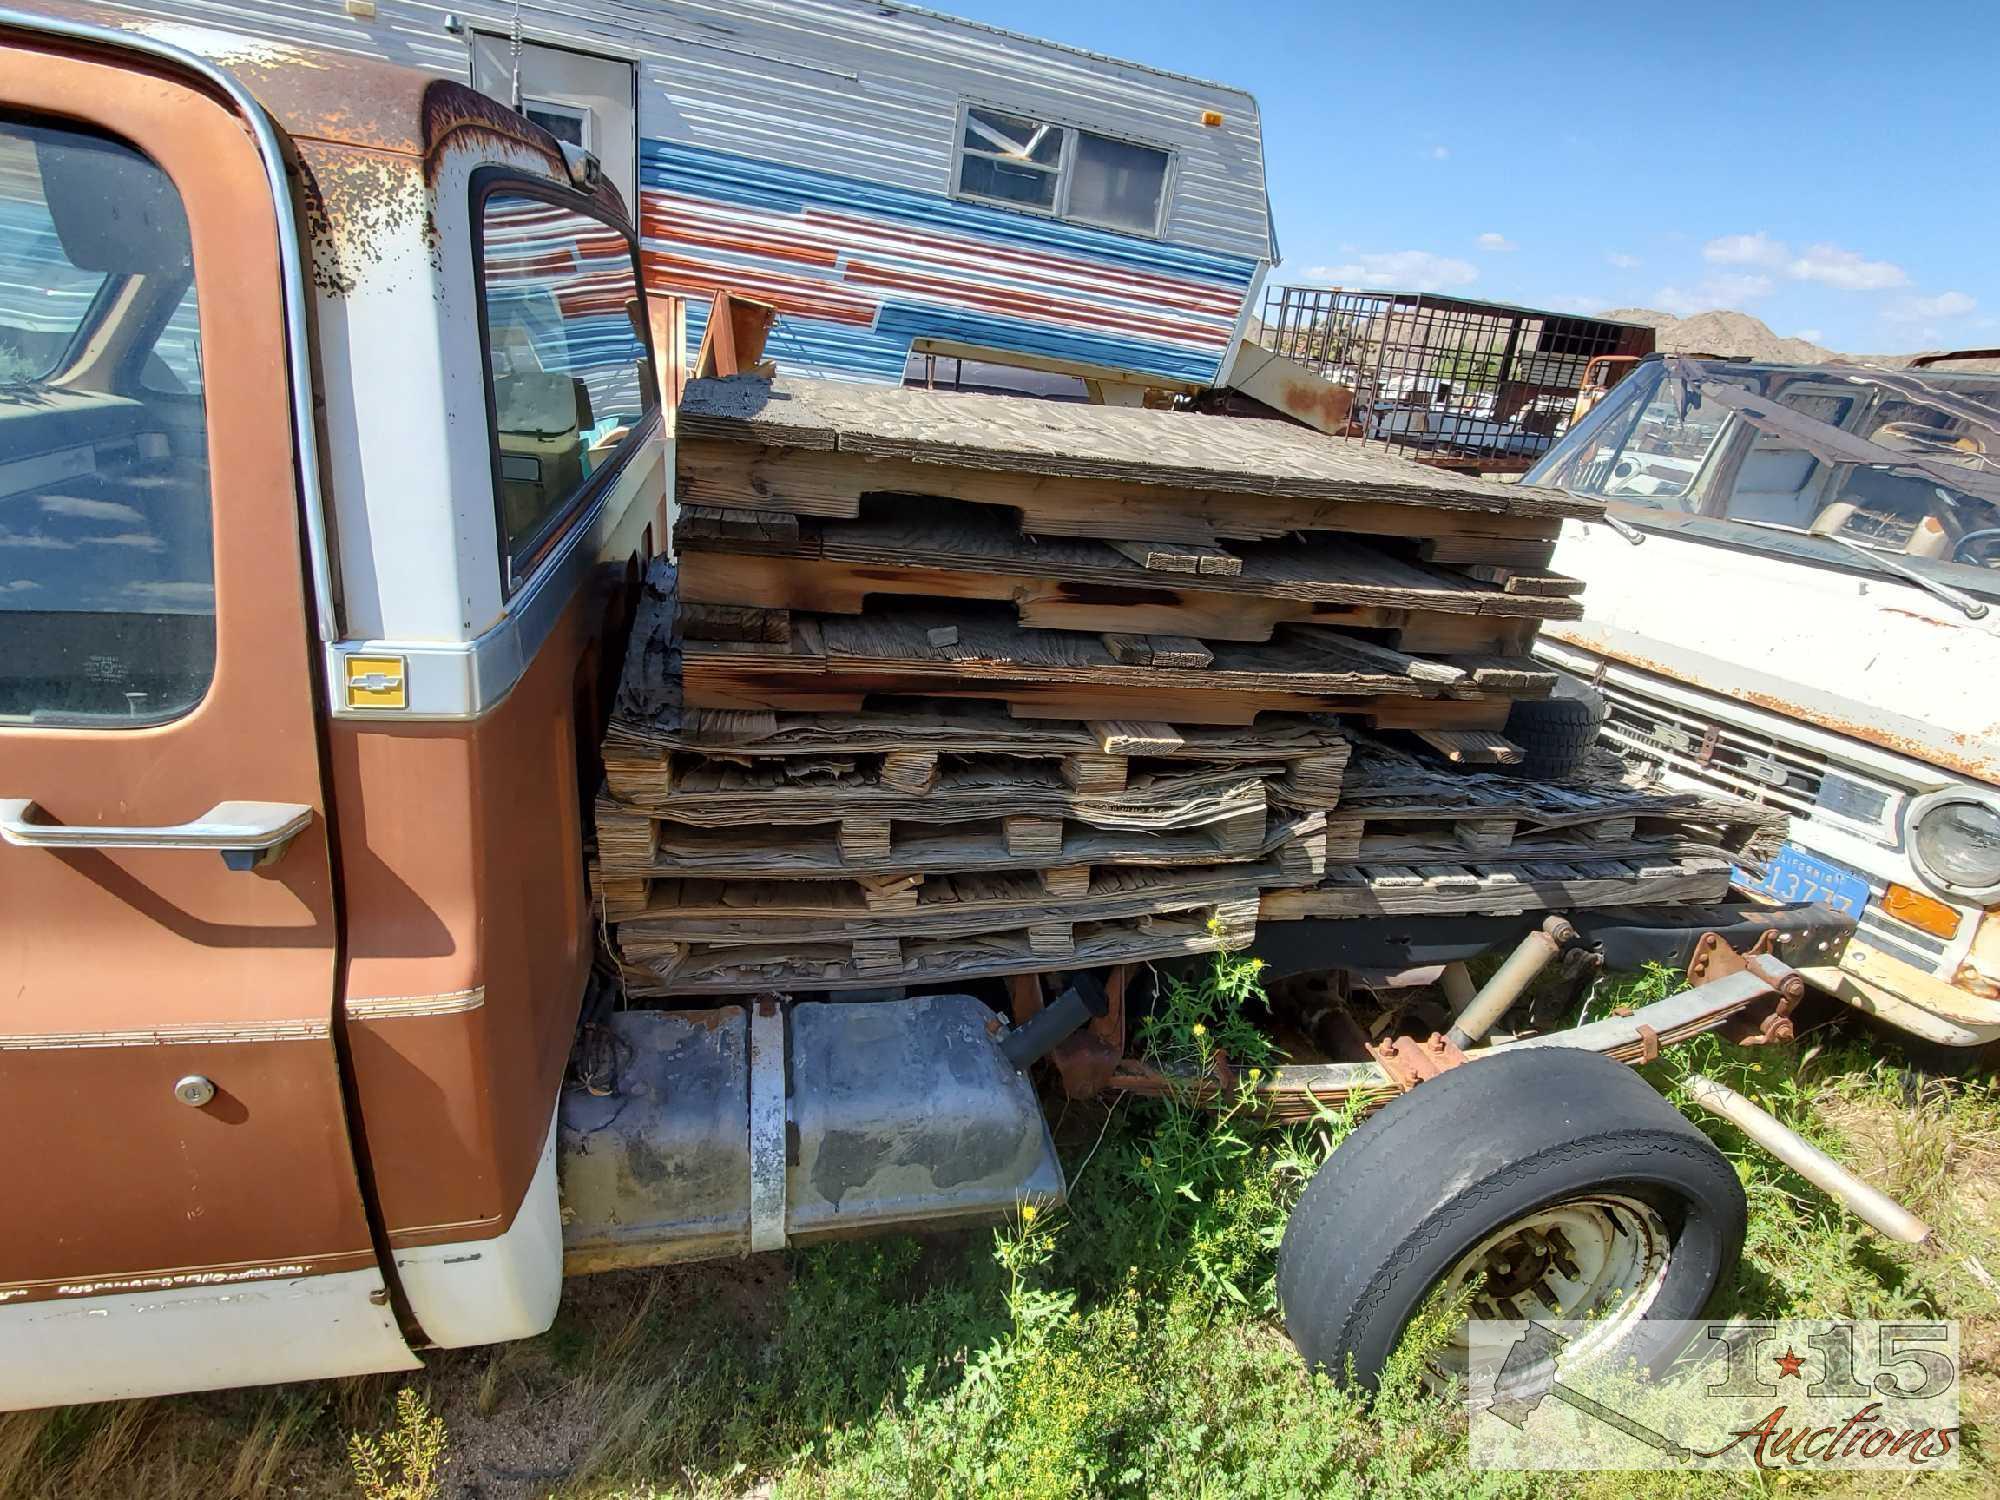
[1597, 677, 1827, 816]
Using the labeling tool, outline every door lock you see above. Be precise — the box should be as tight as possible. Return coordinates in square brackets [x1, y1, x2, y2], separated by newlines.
[173, 1075, 217, 1108]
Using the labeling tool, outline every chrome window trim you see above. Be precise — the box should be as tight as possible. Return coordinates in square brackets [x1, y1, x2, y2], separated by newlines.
[0, 8, 341, 647]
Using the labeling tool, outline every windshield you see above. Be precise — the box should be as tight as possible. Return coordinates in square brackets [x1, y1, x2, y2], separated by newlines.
[1526, 358, 2000, 601]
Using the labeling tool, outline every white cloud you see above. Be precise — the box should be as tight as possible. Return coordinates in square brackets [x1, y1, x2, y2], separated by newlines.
[1701, 233, 1909, 292]
[1544, 294, 1610, 314]
[1303, 250, 1478, 292]
[1654, 272, 1775, 316]
[1883, 290, 1976, 323]
[1792, 328, 1825, 342]
[1704, 232, 1790, 268]
[1787, 243, 1907, 291]
[1475, 232, 1516, 252]
[1606, 252, 1641, 270]
[1429, 145, 1450, 160]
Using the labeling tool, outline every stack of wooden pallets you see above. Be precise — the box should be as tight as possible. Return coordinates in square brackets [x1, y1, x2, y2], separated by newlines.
[591, 376, 1774, 996]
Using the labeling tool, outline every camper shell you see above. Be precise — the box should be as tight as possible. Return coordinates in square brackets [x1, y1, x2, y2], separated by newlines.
[104, 0, 1276, 398]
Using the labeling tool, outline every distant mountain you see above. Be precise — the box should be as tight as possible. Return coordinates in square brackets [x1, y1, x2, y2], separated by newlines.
[1603, 307, 1841, 365]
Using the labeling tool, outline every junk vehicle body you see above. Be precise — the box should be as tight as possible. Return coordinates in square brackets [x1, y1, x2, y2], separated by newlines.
[0, 5, 1916, 1417]
[94, 0, 1276, 401]
[1530, 354, 2000, 1052]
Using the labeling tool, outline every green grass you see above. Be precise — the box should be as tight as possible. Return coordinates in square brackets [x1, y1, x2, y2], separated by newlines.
[3, 958, 1996, 1499]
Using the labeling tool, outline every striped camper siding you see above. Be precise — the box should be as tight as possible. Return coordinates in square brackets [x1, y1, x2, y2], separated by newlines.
[643, 139, 1260, 385]
[76, 1, 1276, 389]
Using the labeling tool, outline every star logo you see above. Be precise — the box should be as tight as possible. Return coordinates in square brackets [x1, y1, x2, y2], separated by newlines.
[1774, 1348, 1806, 1379]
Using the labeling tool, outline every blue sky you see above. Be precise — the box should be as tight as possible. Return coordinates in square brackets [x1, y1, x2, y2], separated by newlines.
[939, 0, 1994, 353]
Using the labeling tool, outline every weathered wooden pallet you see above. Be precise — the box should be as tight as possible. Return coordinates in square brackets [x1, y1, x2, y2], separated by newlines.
[679, 441, 1566, 569]
[620, 896, 1262, 996]
[602, 703, 1350, 813]
[677, 374, 1597, 524]
[600, 759, 1274, 830]
[1329, 741, 1789, 849]
[680, 609, 1552, 728]
[595, 799, 1333, 882]
[612, 863, 1272, 949]
[592, 812, 1325, 919]
[673, 500, 1580, 647]
[1259, 854, 1736, 920]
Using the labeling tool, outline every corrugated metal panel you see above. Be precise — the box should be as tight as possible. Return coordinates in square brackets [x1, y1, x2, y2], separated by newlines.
[93, 0, 1271, 385]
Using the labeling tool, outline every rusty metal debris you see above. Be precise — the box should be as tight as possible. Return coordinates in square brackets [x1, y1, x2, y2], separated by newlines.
[1367, 1030, 1469, 1091]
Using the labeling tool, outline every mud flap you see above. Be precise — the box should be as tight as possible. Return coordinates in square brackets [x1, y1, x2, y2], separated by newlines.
[557, 996, 1065, 1272]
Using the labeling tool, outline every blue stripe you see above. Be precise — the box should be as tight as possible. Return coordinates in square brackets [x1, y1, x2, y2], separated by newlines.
[640, 139, 1258, 289]
[677, 294, 1223, 386]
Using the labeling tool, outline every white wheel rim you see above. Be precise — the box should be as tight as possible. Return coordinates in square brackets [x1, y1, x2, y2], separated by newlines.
[1430, 1192, 1674, 1379]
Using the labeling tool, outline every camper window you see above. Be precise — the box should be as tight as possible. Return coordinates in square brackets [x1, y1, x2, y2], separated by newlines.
[954, 105, 1170, 235]
[957, 106, 1061, 211]
[1068, 131, 1169, 234]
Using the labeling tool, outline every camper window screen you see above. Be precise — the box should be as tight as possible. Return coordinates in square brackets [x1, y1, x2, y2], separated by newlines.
[956, 106, 1060, 211]
[1068, 131, 1168, 234]
[476, 188, 651, 588]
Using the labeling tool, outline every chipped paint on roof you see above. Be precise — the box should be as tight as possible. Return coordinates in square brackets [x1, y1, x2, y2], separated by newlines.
[124, 19, 324, 70]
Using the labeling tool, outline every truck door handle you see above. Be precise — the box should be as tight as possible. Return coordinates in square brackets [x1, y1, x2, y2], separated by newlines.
[0, 799, 314, 870]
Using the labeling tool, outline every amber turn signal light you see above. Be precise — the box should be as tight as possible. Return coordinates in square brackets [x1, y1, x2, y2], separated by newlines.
[1882, 882, 1961, 939]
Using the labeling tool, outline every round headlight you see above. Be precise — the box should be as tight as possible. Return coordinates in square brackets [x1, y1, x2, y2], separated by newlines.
[1910, 793, 2000, 896]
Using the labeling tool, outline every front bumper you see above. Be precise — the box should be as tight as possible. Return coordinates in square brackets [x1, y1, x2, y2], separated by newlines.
[1801, 939, 2000, 1047]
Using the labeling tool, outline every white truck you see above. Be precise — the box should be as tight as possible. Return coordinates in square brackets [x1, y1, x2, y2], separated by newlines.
[1529, 354, 2000, 1055]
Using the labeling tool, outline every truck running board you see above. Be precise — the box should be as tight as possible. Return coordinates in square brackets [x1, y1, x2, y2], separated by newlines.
[557, 996, 1065, 1273]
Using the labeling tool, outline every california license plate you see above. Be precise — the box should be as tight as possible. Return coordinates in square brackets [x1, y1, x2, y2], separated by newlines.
[1735, 843, 1871, 918]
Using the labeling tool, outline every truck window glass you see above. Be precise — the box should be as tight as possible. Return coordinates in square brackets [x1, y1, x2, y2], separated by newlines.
[476, 188, 651, 584]
[0, 117, 214, 725]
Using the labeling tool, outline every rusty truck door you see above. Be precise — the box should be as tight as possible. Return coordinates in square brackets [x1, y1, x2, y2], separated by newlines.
[0, 24, 417, 1406]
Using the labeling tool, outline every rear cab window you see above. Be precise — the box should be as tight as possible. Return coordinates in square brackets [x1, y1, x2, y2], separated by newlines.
[473, 178, 655, 592]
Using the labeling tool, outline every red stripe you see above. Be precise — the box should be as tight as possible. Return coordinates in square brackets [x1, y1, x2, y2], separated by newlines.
[640, 249, 878, 326]
[841, 258, 1217, 347]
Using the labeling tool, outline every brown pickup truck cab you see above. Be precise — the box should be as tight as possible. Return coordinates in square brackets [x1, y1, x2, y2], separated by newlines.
[0, 7, 675, 1402]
